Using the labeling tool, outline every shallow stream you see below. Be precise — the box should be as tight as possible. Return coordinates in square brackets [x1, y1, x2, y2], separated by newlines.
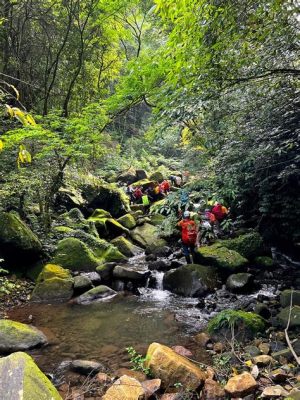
[8, 280, 211, 373]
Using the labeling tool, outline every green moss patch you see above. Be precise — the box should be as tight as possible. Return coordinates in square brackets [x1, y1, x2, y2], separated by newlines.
[197, 244, 248, 271]
[117, 213, 136, 229]
[207, 310, 265, 339]
[219, 232, 264, 259]
[0, 352, 62, 399]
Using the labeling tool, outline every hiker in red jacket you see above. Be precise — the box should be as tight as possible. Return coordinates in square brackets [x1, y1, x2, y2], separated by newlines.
[178, 211, 198, 264]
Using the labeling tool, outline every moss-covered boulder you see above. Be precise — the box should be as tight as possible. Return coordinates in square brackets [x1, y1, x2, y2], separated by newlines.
[66, 229, 126, 262]
[130, 223, 166, 250]
[53, 236, 126, 272]
[0, 352, 62, 399]
[149, 171, 164, 182]
[90, 209, 112, 219]
[149, 213, 166, 226]
[73, 285, 117, 305]
[196, 244, 248, 271]
[280, 290, 300, 308]
[219, 232, 264, 259]
[110, 236, 142, 257]
[53, 237, 100, 271]
[0, 211, 42, 263]
[85, 181, 130, 217]
[55, 208, 97, 236]
[277, 306, 300, 329]
[0, 320, 47, 352]
[163, 264, 220, 297]
[55, 185, 85, 211]
[96, 262, 116, 281]
[254, 256, 274, 268]
[88, 214, 129, 238]
[31, 264, 74, 302]
[117, 214, 136, 229]
[207, 310, 265, 341]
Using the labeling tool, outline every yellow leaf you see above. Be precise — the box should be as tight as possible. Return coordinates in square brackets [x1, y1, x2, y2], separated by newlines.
[9, 84, 20, 100]
[26, 114, 37, 126]
[245, 360, 253, 367]
[0, 140, 3, 151]
[232, 367, 239, 375]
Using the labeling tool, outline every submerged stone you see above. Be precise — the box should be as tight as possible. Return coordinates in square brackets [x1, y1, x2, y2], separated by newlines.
[0, 352, 62, 400]
[73, 285, 117, 305]
[0, 319, 47, 353]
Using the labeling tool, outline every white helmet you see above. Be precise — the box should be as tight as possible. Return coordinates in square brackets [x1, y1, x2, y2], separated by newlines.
[183, 211, 190, 218]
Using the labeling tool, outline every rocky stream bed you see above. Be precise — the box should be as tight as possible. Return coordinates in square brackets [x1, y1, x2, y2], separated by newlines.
[0, 177, 299, 399]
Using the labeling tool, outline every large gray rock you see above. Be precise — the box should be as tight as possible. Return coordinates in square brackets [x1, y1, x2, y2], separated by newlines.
[113, 265, 150, 281]
[0, 352, 62, 400]
[73, 275, 93, 294]
[73, 285, 117, 305]
[280, 290, 300, 308]
[163, 264, 220, 297]
[277, 306, 300, 329]
[226, 273, 254, 293]
[0, 320, 47, 353]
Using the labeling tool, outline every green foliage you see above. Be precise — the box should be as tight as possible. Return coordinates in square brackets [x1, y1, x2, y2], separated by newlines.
[126, 346, 151, 376]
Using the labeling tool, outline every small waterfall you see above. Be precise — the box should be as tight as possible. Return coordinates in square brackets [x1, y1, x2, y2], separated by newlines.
[154, 271, 164, 290]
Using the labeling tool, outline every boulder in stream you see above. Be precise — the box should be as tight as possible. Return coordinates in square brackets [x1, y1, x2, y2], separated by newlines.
[277, 305, 300, 329]
[145, 342, 206, 390]
[226, 273, 254, 293]
[163, 264, 220, 297]
[0, 319, 47, 353]
[218, 231, 264, 260]
[113, 265, 150, 281]
[196, 244, 248, 271]
[73, 285, 117, 305]
[0, 352, 62, 400]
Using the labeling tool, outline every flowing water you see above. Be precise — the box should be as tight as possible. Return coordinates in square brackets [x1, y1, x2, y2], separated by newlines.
[8, 269, 211, 373]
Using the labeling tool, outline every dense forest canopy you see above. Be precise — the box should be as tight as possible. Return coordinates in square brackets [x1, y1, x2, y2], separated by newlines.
[0, 0, 299, 246]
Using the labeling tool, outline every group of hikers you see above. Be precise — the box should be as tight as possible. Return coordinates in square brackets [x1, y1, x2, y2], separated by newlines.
[125, 179, 172, 207]
[122, 172, 228, 265]
[178, 202, 229, 264]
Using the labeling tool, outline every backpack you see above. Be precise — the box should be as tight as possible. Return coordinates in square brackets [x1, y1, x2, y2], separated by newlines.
[181, 220, 197, 245]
